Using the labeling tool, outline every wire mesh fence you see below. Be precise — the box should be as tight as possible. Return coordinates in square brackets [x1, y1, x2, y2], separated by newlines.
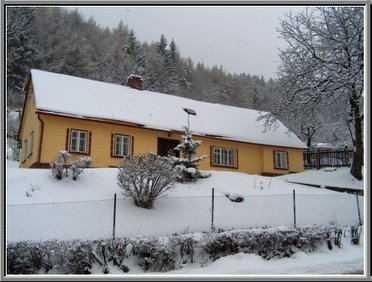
[7, 191, 363, 243]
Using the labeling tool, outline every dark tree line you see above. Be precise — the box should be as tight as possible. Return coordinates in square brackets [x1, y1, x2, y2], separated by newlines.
[6, 7, 274, 112]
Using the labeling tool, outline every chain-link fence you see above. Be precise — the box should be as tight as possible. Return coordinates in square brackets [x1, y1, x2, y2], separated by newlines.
[7, 191, 363, 242]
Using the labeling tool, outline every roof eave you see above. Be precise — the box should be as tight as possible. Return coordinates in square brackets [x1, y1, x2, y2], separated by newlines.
[36, 109, 308, 150]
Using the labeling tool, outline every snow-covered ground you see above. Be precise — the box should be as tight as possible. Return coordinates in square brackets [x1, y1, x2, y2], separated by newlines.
[277, 167, 364, 190]
[5, 160, 366, 275]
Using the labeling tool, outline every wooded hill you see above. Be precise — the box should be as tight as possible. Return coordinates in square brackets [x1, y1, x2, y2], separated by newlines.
[6, 7, 352, 152]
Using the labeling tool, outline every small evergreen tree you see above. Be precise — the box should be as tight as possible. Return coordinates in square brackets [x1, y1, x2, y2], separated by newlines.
[172, 126, 209, 181]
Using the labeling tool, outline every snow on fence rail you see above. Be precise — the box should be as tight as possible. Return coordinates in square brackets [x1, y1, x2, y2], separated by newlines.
[7, 193, 363, 242]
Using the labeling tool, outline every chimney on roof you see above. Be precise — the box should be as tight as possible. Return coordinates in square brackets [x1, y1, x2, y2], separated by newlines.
[127, 75, 143, 90]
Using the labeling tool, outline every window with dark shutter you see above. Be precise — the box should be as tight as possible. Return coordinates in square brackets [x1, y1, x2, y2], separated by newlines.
[112, 134, 132, 157]
[69, 129, 88, 154]
[274, 150, 289, 169]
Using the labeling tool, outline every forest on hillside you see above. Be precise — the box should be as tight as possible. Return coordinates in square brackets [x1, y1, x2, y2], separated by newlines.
[6, 6, 354, 159]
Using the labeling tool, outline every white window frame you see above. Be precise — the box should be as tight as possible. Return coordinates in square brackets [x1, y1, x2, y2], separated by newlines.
[212, 147, 237, 168]
[28, 132, 34, 157]
[113, 134, 131, 157]
[70, 129, 88, 154]
[274, 151, 288, 169]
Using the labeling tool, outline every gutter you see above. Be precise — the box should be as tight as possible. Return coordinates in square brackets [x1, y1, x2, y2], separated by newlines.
[37, 114, 45, 164]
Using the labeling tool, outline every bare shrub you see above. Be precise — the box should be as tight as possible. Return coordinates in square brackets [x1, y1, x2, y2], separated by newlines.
[117, 153, 179, 209]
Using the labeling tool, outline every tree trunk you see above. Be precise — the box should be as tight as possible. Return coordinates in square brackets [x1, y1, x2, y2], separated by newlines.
[350, 93, 363, 180]
[134, 198, 153, 209]
[307, 137, 311, 148]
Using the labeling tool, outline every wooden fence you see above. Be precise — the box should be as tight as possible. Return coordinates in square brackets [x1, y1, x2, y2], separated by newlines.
[303, 149, 354, 169]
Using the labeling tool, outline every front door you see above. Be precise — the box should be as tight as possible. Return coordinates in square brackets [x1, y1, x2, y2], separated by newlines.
[157, 138, 180, 157]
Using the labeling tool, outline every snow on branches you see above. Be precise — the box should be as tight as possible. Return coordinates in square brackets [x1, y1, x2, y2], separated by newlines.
[50, 150, 92, 181]
[117, 153, 180, 209]
[171, 126, 209, 181]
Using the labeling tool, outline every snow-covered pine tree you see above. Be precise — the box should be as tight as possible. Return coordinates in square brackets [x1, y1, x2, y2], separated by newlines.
[157, 34, 167, 56]
[172, 126, 209, 181]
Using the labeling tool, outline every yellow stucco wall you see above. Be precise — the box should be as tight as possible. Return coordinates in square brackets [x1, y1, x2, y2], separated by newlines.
[21, 113, 304, 174]
[196, 137, 264, 175]
[262, 146, 304, 174]
[18, 84, 41, 168]
[38, 114, 158, 167]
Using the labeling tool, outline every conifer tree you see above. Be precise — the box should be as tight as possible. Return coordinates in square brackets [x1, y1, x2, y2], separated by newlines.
[157, 34, 167, 56]
[172, 126, 208, 181]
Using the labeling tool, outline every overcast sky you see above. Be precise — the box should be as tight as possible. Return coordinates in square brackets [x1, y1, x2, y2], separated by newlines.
[69, 6, 306, 80]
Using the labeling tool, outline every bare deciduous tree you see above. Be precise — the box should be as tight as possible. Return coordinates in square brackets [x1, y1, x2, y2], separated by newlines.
[259, 7, 364, 179]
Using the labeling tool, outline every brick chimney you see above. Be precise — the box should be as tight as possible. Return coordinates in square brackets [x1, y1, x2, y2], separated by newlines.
[127, 75, 143, 90]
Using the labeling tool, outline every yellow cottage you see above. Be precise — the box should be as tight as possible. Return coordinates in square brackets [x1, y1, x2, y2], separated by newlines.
[18, 69, 307, 175]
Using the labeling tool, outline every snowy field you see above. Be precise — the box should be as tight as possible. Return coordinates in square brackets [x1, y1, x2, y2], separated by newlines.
[5, 161, 366, 275]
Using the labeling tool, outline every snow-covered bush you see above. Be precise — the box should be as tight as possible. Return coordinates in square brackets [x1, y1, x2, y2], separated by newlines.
[204, 233, 239, 261]
[117, 153, 180, 209]
[350, 225, 362, 245]
[7, 243, 42, 274]
[133, 238, 177, 272]
[71, 157, 92, 181]
[66, 243, 92, 274]
[80, 156, 93, 167]
[172, 126, 209, 182]
[6, 225, 357, 274]
[50, 151, 71, 180]
[50, 151, 92, 181]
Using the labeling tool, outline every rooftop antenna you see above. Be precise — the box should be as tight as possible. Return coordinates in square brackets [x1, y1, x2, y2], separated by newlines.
[183, 108, 197, 129]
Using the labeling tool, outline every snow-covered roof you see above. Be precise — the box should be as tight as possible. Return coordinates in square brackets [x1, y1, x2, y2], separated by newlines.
[310, 143, 335, 150]
[30, 69, 307, 149]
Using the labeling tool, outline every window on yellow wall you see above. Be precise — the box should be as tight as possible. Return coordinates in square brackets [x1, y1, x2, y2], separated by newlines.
[70, 129, 88, 153]
[22, 139, 28, 162]
[212, 147, 237, 168]
[113, 134, 131, 157]
[274, 151, 288, 169]
[28, 132, 34, 157]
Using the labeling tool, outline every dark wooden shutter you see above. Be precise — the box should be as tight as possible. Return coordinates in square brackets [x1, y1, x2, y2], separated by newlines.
[286, 151, 289, 169]
[88, 131, 92, 155]
[210, 146, 213, 166]
[131, 136, 134, 156]
[273, 151, 277, 169]
[235, 149, 239, 169]
[65, 129, 70, 151]
[111, 134, 114, 157]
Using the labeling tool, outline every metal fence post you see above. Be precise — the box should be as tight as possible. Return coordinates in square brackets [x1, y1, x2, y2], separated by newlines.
[211, 188, 215, 232]
[356, 194, 362, 225]
[293, 189, 296, 228]
[113, 193, 117, 240]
